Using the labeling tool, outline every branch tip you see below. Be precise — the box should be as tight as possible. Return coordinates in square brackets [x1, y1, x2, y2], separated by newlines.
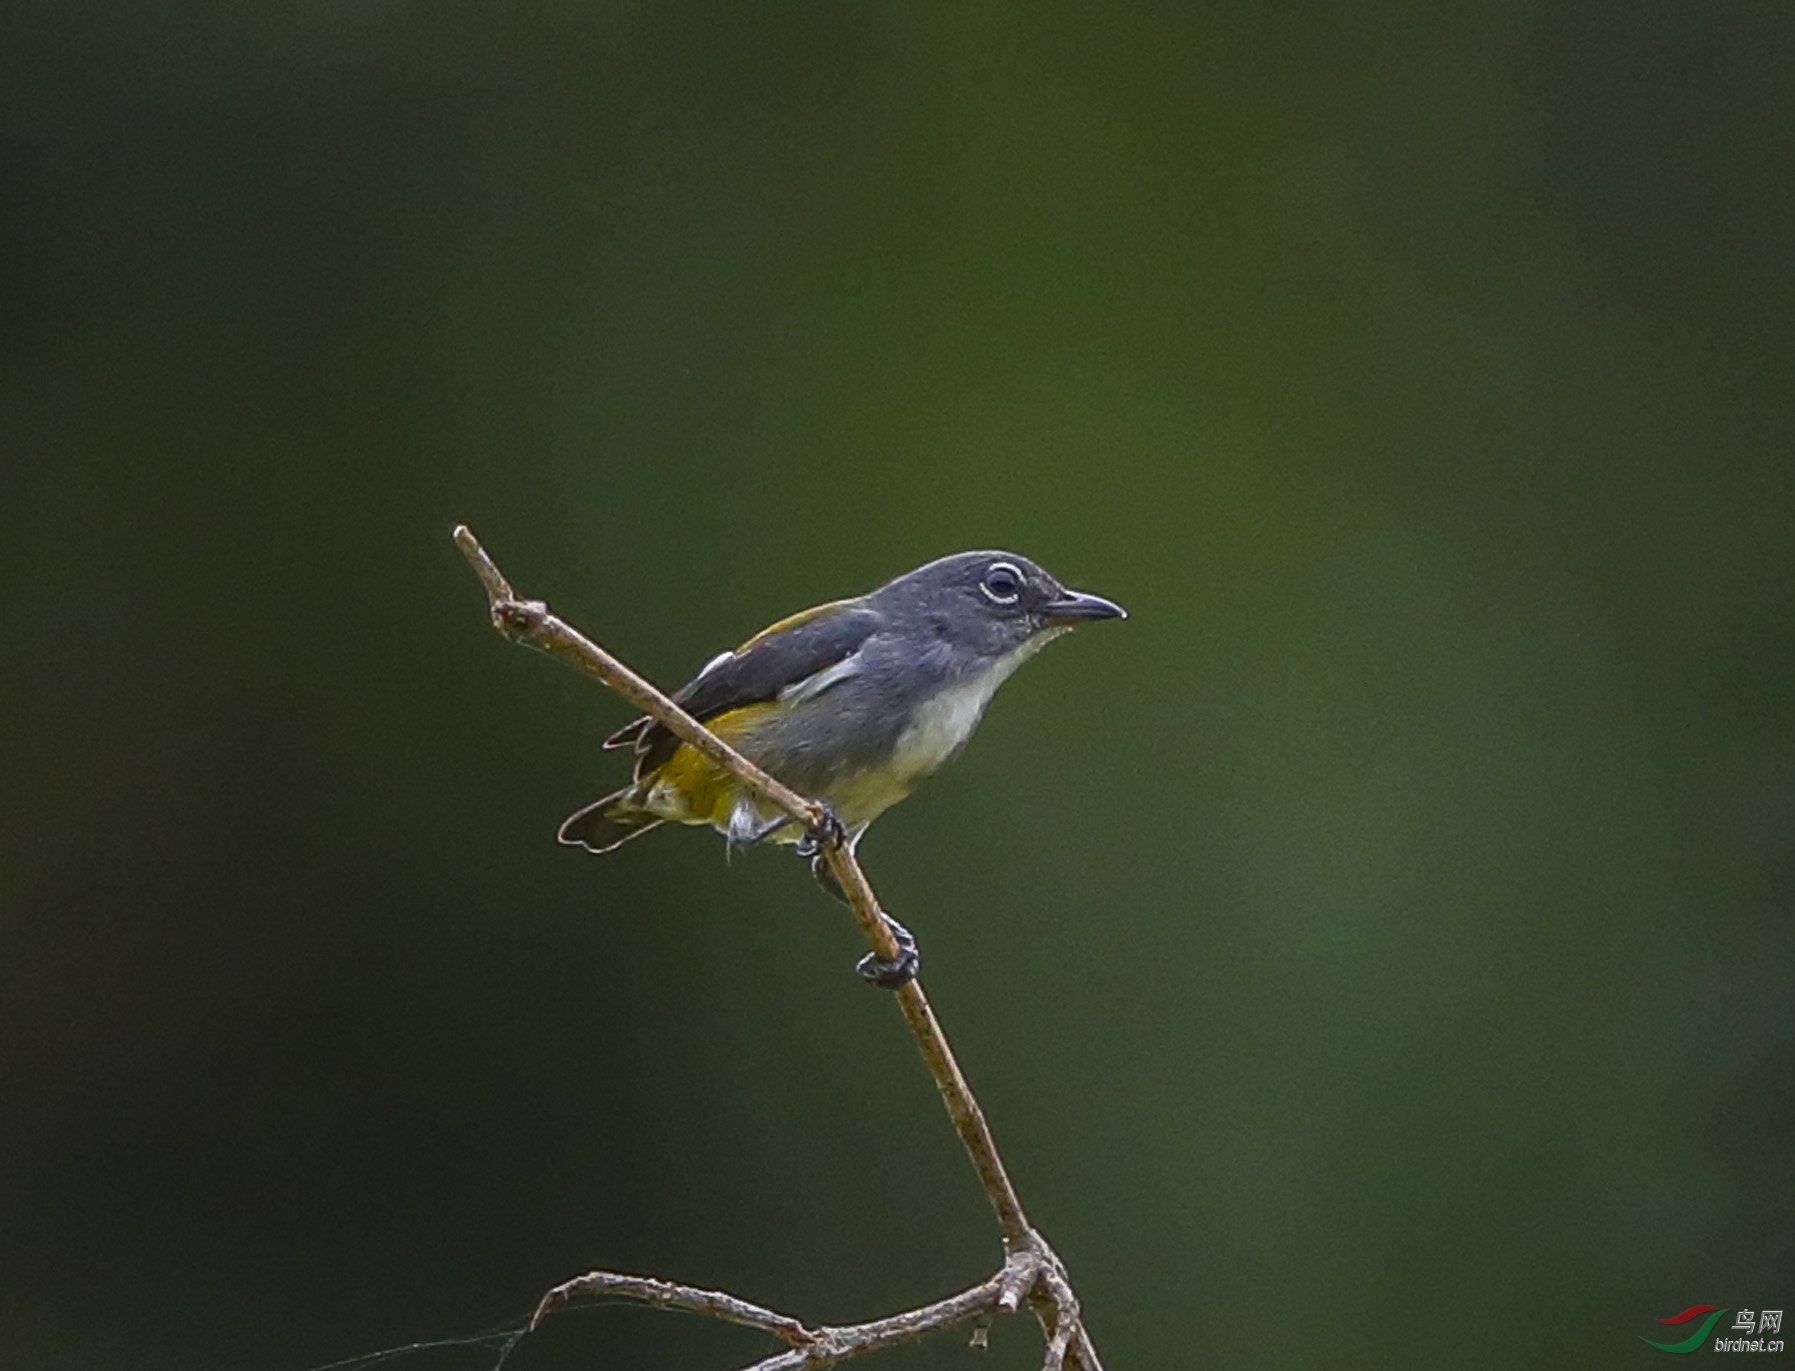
[451, 522, 515, 605]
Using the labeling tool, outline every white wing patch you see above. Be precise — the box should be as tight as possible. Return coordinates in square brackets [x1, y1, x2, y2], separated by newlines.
[696, 650, 735, 679]
[777, 649, 865, 705]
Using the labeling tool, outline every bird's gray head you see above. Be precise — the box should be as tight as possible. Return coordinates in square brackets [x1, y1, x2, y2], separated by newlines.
[869, 550, 1126, 666]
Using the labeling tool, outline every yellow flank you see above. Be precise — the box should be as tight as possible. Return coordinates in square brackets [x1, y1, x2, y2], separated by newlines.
[637, 696, 919, 840]
[642, 703, 776, 827]
[737, 598, 855, 651]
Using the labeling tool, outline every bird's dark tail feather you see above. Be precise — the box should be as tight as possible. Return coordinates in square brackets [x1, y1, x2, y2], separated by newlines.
[557, 787, 664, 853]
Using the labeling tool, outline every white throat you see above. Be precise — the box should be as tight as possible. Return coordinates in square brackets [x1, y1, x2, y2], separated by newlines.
[891, 631, 1065, 782]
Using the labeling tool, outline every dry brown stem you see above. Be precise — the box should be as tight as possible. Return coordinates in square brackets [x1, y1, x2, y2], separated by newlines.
[454, 526, 1101, 1370]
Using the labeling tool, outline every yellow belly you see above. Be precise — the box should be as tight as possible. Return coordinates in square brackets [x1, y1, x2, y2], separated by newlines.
[643, 747, 915, 844]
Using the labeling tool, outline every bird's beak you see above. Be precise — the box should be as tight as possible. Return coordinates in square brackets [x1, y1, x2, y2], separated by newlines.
[1041, 588, 1127, 626]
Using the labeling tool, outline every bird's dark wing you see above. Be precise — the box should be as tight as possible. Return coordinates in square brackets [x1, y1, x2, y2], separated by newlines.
[611, 599, 883, 778]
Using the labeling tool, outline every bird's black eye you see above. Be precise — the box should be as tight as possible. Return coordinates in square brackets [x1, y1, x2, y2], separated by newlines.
[980, 561, 1024, 605]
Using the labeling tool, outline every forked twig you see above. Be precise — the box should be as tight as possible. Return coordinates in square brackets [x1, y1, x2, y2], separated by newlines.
[532, 1252, 1045, 1368]
[454, 526, 1101, 1370]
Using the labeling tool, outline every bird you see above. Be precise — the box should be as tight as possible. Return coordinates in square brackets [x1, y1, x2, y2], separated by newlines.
[558, 550, 1126, 985]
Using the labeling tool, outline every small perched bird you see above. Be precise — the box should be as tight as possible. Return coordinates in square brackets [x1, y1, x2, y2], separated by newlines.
[559, 550, 1125, 984]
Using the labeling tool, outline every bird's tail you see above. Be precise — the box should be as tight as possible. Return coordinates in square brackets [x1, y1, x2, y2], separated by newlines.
[557, 786, 664, 853]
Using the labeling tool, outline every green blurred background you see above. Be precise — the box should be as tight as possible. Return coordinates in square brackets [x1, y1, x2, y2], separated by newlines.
[3, 2, 1791, 1368]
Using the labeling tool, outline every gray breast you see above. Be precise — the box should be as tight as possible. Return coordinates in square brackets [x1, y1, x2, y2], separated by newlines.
[732, 631, 945, 791]
[742, 630, 1055, 796]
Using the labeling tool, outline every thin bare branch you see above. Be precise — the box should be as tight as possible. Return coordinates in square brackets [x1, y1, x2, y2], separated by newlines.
[529, 1271, 817, 1344]
[735, 1263, 1019, 1370]
[453, 526, 1101, 1370]
[525, 1257, 1042, 1370]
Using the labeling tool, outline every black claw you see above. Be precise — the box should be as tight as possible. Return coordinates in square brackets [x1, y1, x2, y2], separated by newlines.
[801, 801, 848, 855]
[800, 803, 850, 900]
[855, 914, 920, 989]
[855, 946, 920, 989]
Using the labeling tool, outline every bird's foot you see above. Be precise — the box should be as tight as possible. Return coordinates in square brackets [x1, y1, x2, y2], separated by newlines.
[855, 913, 920, 990]
[797, 801, 848, 857]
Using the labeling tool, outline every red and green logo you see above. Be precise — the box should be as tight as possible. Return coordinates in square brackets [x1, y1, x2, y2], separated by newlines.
[1643, 1305, 1729, 1354]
